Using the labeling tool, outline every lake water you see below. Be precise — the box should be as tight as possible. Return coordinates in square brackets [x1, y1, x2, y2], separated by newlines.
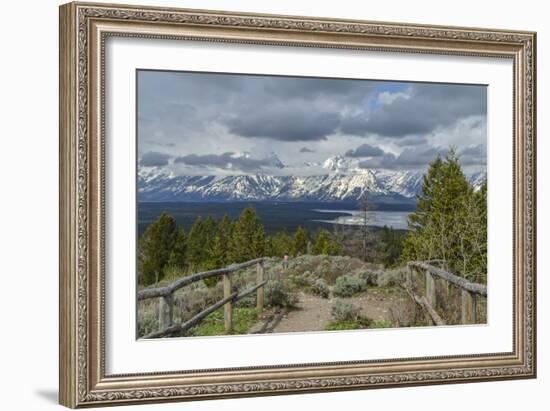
[312, 209, 411, 230]
[138, 201, 414, 236]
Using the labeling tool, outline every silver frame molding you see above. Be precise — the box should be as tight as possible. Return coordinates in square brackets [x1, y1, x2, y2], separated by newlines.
[59, 2, 536, 408]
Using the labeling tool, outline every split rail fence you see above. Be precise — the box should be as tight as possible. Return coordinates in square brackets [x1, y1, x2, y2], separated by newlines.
[137, 258, 267, 338]
[406, 261, 488, 326]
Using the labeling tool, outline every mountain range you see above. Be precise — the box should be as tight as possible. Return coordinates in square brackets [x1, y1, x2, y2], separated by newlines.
[138, 154, 486, 203]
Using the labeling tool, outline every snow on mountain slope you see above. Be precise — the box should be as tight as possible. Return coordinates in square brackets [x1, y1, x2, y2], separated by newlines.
[137, 155, 486, 202]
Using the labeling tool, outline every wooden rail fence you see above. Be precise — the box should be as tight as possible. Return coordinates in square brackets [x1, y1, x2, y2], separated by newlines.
[406, 261, 487, 326]
[138, 258, 267, 338]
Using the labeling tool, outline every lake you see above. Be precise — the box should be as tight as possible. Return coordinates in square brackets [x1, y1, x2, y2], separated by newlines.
[138, 201, 414, 236]
[312, 209, 410, 230]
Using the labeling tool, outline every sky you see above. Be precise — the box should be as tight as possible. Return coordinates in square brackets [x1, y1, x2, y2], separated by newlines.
[137, 70, 487, 176]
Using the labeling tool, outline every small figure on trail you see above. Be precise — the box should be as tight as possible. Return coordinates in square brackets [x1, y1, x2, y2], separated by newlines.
[283, 254, 289, 270]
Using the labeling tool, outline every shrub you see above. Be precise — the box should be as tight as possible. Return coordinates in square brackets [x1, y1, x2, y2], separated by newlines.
[137, 300, 159, 338]
[265, 280, 298, 308]
[377, 268, 406, 288]
[355, 270, 379, 287]
[333, 273, 367, 297]
[287, 272, 312, 290]
[310, 278, 330, 298]
[331, 299, 361, 322]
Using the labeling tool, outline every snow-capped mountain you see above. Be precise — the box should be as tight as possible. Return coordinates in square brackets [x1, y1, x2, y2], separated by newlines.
[138, 155, 486, 202]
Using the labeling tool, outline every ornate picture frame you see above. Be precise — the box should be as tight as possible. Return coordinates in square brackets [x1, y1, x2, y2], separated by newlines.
[59, 1, 536, 408]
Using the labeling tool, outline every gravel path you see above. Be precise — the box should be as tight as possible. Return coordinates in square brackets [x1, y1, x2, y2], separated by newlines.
[253, 288, 410, 334]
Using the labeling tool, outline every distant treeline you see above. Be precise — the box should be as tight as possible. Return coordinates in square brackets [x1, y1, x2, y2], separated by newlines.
[137, 207, 342, 286]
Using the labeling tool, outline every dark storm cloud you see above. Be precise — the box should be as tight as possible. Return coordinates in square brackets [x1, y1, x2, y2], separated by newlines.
[345, 143, 385, 157]
[340, 84, 487, 138]
[140, 151, 171, 167]
[174, 152, 284, 172]
[226, 106, 341, 141]
[300, 147, 315, 153]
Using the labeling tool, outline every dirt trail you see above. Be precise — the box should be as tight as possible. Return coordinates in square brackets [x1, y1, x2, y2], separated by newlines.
[251, 288, 409, 334]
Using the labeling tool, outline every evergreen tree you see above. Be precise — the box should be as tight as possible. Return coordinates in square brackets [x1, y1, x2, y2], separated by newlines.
[252, 225, 266, 258]
[380, 226, 404, 267]
[137, 213, 186, 286]
[401, 149, 487, 282]
[291, 226, 308, 256]
[269, 231, 291, 257]
[216, 214, 234, 264]
[312, 229, 340, 255]
[186, 216, 207, 267]
[229, 207, 265, 262]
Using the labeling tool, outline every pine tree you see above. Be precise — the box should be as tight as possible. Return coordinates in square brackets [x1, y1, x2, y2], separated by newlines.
[269, 231, 291, 257]
[229, 207, 264, 262]
[401, 149, 487, 282]
[312, 229, 340, 255]
[137, 213, 186, 286]
[186, 216, 207, 268]
[216, 214, 234, 264]
[291, 226, 308, 256]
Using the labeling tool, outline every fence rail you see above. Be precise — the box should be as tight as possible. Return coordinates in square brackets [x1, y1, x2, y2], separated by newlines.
[406, 261, 487, 325]
[139, 258, 268, 338]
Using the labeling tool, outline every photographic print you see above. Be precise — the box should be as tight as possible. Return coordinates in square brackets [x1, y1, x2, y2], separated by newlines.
[136, 70, 488, 339]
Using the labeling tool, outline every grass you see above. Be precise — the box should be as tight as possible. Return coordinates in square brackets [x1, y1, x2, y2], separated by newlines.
[325, 320, 366, 331]
[325, 318, 394, 331]
[187, 307, 258, 336]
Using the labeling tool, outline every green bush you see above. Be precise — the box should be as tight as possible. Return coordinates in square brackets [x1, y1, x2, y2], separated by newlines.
[137, 300, 159, 338]
[311, 278, 330, 298]
[355, 270, 379, 287]
[333, 273, 368, 297]
[287, 272, 312, 290]
[331, 299, 361, 322]
[377, 268, 405, 288]
[370, 319, 394, 329]
[265, 280, 298, 308]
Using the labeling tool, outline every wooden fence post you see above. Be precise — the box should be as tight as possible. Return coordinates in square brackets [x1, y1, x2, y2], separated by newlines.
[461, 290, 476, 324]
[425, 270, 436, 308]
[406, 266, 413, 289]
[223, 273, 233, 333]
[436, 278, 449, 302]
[256, 261, 265, 313]
[158, 293, 174, 331]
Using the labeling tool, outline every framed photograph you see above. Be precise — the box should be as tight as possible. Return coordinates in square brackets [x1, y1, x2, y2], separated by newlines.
[59, 1, 537, 408]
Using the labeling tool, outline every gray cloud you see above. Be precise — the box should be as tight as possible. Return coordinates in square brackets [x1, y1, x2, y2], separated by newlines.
[225, 106, 340, 141]
[458, 144, 487, 165]
[345, 143, 385, 157]
[358, 146, 449, 169]
[340, 84, 486, 138]
[138, 70, 487, 175]
[174, 152, 284, 172]
[358, 153, 397, 169]
[394, 135, 429, 147]
[140, 151, 171, 167]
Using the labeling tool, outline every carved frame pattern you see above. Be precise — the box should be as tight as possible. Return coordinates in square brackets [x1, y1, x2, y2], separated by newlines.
[59, 2, 536, 408]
